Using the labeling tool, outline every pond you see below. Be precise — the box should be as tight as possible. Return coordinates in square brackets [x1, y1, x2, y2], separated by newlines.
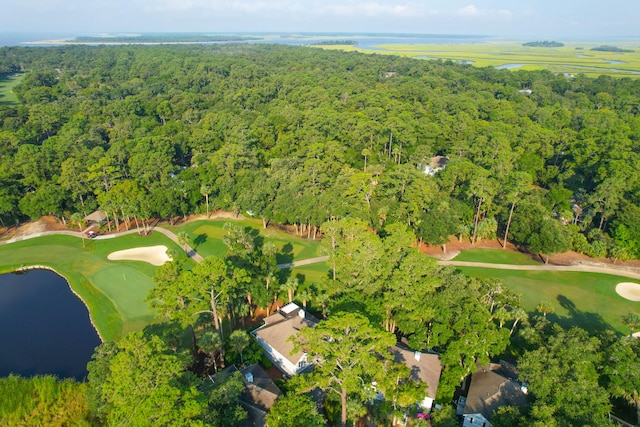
[0, 269, 101, 380]
[495, 63, 525, 69]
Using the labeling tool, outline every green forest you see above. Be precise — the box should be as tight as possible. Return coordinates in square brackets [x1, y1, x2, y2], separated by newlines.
[1, 44, 640, 426]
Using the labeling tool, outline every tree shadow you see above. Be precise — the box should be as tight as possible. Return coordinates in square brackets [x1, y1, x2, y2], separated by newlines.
[247, 227, 264, 249]
[548, 294, 613, 335]
[557, 295, 576, 312]
[193, 233, 207, 248]
[275, 242, 294, 265]
[277, 268, 292, 284]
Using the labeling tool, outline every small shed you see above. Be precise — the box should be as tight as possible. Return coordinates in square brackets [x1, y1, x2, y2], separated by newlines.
[85, 210, 107, 225]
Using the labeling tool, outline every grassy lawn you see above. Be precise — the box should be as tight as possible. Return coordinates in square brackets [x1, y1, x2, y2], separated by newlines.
[0, 232, 185, 340]
[0, 73, 24, 105]
[285, 261, 330, 288]
[458, 266, 640, 335]
[165, 219, 322, 263]
[319, 41, 640, 78]
[453, 248, 540, 265]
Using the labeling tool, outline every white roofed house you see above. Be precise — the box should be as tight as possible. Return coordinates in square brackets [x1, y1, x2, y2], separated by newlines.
[252, 303, 319, 377]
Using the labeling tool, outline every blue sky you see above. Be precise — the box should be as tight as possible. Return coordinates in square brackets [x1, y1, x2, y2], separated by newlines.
[5, 0, 639, 38]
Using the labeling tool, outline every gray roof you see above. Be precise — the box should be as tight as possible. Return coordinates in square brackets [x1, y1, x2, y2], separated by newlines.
[463, 363, 527, 419]
[84, 210, 107, 222]
[255, 315, 318, 365]
[390, 346, 442, 400]
[240, 364, 282, 411]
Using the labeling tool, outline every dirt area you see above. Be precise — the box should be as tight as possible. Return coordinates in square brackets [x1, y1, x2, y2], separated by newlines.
[172, 210, 247, 224]
[419, 235, 640, 274]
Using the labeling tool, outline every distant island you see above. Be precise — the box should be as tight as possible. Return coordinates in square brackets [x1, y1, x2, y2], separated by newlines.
[522, 41, 564, 47]
[309, 40, 357, 46]
[72, 34, 262, 44]
[591, 45, 634, 53]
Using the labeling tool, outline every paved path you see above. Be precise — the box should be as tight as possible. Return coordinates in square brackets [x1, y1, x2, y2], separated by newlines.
[5, 223, 637, 279]
[276, 256, 329, 269]
[438, 260, 640, 280]
[152, 227, 204, 263]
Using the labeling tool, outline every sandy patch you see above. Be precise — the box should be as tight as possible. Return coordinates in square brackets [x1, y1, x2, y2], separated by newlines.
[107, 245, 171, 266]
[616, 282, 640, 302]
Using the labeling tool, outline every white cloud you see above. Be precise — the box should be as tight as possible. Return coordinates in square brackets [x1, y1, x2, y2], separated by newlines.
[327, 3, 419, 18]
[459, 4, 479, 16]
[457, 4, 512, 20]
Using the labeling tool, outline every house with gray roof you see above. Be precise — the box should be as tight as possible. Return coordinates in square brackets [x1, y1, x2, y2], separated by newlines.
[390, 345, 442, 410]
[239, 364, 282, 427]
[252, 303, 318, 377]
[459, 362, 528, 427]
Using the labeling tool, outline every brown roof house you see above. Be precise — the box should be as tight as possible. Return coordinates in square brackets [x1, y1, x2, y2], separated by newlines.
[239, 364, 283, 427]
[252, 303, 318, 377]
[84, 210, 107, 225]
[209, 364, 282, 427]
[458, 362, 528, 427]
[389, 346, 442, 411]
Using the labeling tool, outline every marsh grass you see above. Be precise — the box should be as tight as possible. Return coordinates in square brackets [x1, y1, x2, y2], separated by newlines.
[0, 375, 90, 425]
[318, 42, 640, 78]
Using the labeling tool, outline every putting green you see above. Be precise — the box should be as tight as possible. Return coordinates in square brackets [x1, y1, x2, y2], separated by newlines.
[90, 265, 154, 322]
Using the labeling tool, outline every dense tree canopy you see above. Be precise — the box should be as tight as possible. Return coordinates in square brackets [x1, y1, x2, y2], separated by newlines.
[2, 43, 640, 426]
[0, 43, 639, 261]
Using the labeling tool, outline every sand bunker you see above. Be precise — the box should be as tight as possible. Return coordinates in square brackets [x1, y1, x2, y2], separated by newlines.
[107, 245, 171, 266]
[616, 282, 640, 302]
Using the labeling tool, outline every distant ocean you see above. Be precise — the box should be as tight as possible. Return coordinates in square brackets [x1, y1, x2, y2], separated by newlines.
[0, 32, 78, 47]
[0, 32, 495, 49]
[2, 32, 638, 49]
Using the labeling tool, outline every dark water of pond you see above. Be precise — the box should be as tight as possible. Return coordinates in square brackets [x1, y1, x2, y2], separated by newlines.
[0, 269, 101, 380]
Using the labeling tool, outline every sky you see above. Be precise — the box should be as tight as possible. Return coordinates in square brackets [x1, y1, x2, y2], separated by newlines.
[4, 0, 640, 39]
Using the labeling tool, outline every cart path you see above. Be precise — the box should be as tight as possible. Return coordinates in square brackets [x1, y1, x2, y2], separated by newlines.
[438, 260, 640, 280]
[276, 256, 329, 269]
[3, 224, 639, 279]
[152, 227, 204, 263]
[0, 224, 331, 268]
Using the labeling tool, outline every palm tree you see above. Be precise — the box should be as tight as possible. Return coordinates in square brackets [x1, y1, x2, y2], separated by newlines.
[228, 330, 251, 366]
[510, 307, 528, 336]
[70, 212, 86, 248]
[315, 292, 330, 318]
[622, 313, 640, 338]
[296, 288, 313, 310]
[536, 301, 554, 318]
[361, 148, 371, 172]
[177, 231, 189, 253]
[281, 277, 299, 304]
[493, 307, 512, 328]
[199, 329, 222, 373]
[200, 184, 212, 217]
